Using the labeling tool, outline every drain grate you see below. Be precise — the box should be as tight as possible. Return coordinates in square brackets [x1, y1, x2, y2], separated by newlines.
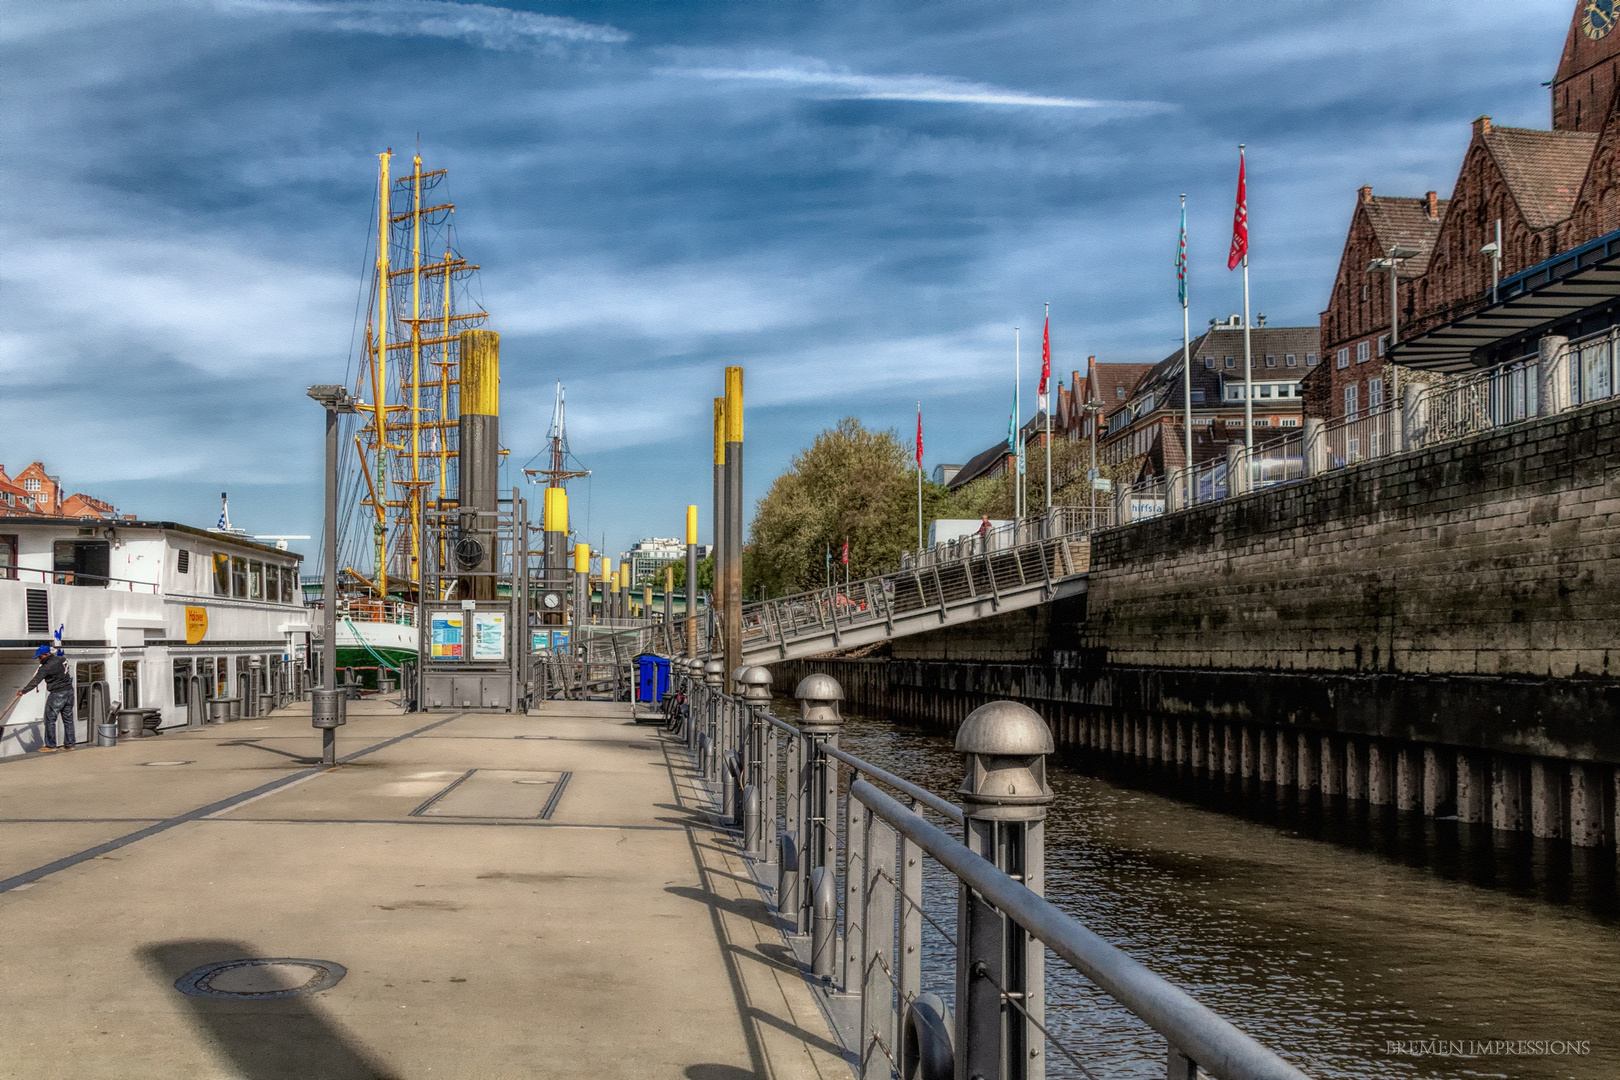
[175, 958, 347, 1000]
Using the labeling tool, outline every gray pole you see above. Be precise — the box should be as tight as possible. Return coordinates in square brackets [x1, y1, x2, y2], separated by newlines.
[305, 384, 354, 763]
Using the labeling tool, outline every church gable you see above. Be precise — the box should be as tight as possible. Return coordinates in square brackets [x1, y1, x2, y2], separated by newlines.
[1570, 69, 1620, 238]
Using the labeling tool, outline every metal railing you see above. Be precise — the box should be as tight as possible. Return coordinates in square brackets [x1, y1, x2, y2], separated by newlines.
[671, 662, 1312, 1080]
[1109, 325, 1620, 526]
[0, 566, 161, 593]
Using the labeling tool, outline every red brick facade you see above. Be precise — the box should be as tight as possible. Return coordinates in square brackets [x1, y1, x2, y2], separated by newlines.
[1309, 2, 1620, 420]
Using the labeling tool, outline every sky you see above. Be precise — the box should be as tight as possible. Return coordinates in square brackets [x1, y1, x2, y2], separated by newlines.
[0, 0, 1576, 565]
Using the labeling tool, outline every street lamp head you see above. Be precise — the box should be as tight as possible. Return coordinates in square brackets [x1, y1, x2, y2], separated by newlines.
[1480, 242, 1500, 256]
[1390, 245, 1421, 260]
[306, 384, 359, 414]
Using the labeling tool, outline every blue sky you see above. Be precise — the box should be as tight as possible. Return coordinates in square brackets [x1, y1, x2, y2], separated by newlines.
[0, 0, 1573, 563]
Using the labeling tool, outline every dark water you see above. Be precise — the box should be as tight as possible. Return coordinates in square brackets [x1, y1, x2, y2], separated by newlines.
[835, 711, 1620, 1080]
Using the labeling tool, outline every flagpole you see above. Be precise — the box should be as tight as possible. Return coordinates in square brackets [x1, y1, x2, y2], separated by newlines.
[1015, 326, 1022, 522]
[916, 401, 924, 552]
[1181, 195, 1193, 507]
[1240, 145, 1253, 475]
[1044, 303, 1052, 513]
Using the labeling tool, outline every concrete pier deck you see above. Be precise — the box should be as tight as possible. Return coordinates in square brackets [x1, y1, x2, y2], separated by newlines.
[0, 700, 850, 1079]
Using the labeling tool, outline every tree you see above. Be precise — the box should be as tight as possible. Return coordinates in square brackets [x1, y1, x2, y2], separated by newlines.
[748, 418, 962, 596]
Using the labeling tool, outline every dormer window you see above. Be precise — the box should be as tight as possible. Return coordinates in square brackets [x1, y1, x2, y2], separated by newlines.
[1115, 386, 1125, 399]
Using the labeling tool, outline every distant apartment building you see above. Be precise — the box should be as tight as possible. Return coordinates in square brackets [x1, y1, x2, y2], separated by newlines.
[0, 462, 117, 519]
[623, 536, 709, 586]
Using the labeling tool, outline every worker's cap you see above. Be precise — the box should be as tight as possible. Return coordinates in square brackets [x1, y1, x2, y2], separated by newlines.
[34, 645, 52, 658]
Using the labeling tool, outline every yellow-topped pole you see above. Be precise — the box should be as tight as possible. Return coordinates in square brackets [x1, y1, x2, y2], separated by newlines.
[373, 149, 392, 600]
[684, 503, 699, 657]
[573, 542, 590, 639]
[458, 329, 500, 601]
[722, 366, 743, 691]
[712, 396, 726, 653]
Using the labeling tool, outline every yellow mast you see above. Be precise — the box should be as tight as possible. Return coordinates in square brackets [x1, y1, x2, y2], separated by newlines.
[373, 148, 392, 600]
[409, 153, 424, 585]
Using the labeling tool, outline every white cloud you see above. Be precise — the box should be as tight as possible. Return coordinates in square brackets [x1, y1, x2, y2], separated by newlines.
[664, 61, 1170, 112]
[215, 0, 630, 48]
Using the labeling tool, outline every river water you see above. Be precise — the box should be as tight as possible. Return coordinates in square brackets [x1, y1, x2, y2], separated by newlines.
[834, 710, 1620, 1080]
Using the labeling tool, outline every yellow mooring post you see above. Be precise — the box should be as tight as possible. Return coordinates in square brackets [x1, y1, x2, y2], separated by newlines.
[723, 367, 743, 694]
[458, 328, 501, 602]
[602, 556, 615, 623]
[685, 504, 700, 658]
[573, 542, 590, 638]
[712, 397, 726, 656]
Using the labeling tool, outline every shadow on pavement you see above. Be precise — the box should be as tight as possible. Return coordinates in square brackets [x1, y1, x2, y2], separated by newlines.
[140, 939, 398, 1080]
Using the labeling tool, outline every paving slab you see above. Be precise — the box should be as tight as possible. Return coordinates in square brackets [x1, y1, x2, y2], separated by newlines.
[0, 699, 851, 1079]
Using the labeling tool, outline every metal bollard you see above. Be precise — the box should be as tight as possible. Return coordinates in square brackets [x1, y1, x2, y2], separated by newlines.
[743, 784, 760, 859]
[953, 700, 1054, 1080]
[739, 666, 773, 859]
[810, 864, 837, 981]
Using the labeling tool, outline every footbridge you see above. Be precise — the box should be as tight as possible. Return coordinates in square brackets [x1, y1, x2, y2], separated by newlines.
[665, 508, 1095, 666]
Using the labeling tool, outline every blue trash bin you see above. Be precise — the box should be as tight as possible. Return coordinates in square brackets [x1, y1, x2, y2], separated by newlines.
[636, 655, 672, 704]
[654, 656, 670, 702]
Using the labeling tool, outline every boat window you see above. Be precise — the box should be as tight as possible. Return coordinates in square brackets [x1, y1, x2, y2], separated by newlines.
[0, 534, 16, 580]
[231, 556, 247, 598]
[283, 567, 298, 604]
[214, 553, 230, 596]
[215, 656, 229, 697]
[196, 657, 215, 699]
[249, 561, 264, 600]
[53, 539, 110, 587]
[173, 660, 192, 706]
[75, 661, 105, 719]
[267, 565, 281, 603]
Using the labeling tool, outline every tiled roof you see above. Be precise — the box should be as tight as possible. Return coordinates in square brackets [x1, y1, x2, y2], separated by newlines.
[1362, 196, 1448, 276]
[1085, 362, 1152, 407]
[1484, 126, 1599, 230]
[947, 440, 1012, 490]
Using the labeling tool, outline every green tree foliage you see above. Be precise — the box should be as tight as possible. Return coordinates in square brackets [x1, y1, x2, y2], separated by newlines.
[749, 418, 966, 596]
[668, 554, 713, 593]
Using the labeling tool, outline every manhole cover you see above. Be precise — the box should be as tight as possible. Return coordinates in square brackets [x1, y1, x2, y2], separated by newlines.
[175, 958, 347, 1000]
[142, 760, 194, 767]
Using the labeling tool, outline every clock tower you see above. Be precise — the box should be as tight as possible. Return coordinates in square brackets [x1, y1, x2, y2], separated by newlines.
[1554, 1, 1620, 131]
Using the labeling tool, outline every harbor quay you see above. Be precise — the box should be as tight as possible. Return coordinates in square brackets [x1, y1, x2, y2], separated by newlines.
[0, 697, 847, 1080]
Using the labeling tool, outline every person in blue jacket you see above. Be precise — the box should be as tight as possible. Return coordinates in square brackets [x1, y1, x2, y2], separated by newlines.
[13, 646, 74, 752]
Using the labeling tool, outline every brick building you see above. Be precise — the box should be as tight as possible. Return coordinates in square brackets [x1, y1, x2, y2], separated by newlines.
[0, 462, 117, 519]
[1308, 0, 1620, 417]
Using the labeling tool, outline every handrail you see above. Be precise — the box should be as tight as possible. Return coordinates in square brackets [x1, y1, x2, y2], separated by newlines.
[757, 706, 964, 824]
[852, 778, 1310, 1080]
[0, 566, 160, 593]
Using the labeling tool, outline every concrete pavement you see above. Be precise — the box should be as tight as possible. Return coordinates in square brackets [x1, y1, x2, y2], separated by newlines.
[0, 698, 851, 1079]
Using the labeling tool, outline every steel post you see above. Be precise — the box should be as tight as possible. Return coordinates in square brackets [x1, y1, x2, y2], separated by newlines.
[859, 812, 897, 1079]
[954, 700, 1054, 1080]
[722, 367, 743, 693]
[811, 865, 837, 981]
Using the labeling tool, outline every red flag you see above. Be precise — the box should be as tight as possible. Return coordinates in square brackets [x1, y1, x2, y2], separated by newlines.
[915, 403, 923, 469]
[1038, 315, 1050, 398]
[1227, 148, 1248, 271]
[841, 539, 849, 565]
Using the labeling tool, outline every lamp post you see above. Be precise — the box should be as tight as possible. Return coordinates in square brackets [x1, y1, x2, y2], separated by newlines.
[306, 383, 360, 765]
[1369, 244, 1421, 401]
[1083, 399, 1105, 529]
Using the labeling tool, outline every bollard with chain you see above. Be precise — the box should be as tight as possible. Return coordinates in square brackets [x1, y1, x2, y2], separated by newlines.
[954, 700, 1053, 1080]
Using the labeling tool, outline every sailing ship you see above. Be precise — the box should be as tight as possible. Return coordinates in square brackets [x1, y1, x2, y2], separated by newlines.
[330, 149, 491, 680]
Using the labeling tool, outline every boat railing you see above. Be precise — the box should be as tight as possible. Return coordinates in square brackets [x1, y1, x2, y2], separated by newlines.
[0, 565, 159, 593]
[675, 666, 1311, 1080]
[335, 598, 417, 627]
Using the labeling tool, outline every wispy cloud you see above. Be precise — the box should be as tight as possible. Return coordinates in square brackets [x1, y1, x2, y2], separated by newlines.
[216, 0, 630, 49]
[665, 61, 1169, 112]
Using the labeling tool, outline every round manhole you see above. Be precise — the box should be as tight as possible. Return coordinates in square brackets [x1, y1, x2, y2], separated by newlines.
[175, 958, 347, 1000]
[142, 760, 194, 767]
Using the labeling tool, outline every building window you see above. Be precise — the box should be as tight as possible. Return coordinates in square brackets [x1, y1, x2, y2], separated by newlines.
[1254, 418, 1272, 427]
[1361, 284, 1369, 301]
[1280, 417, 1300, 428]
[1285, 353, 1297, 367]
[1356, 341, 1370, 364]
[1190, 390, 1206, 403]
[1337, 348, 1350, 369]
[1225, 356, 1236, 368]
[1203, 356, 1215, 368]
[1344, 384, 1359, 419]
[1369, 377, 1384, 408]
[1116, 386, 1125, 399]
[23, 477, 40, 492]
[1227, 386, 1244, 401]
[1377, 334, 1388, 357]
[1224, 418, 1242, 426]
[1259, 385, 1273, 398]
[1307, 353, 1318, 366]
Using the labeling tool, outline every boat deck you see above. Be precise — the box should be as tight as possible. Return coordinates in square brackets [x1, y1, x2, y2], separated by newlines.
[0, 699, 850, 1079]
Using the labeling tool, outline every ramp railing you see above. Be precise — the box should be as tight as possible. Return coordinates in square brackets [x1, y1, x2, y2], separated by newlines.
[671, 663, 1313, 1080]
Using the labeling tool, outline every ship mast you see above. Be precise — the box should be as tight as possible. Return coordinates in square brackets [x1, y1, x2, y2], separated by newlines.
[524, 383, 590, 489]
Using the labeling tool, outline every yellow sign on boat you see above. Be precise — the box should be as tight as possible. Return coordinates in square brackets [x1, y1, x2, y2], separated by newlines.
[184, 606, 208, 645]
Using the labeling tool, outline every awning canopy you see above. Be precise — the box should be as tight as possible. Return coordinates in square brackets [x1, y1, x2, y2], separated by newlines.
[1393, 229, 1620, 373]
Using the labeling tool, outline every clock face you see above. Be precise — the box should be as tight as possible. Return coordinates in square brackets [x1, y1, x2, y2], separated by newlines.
[1584, 0, 1617, 40]
[542, 592, 561, 609]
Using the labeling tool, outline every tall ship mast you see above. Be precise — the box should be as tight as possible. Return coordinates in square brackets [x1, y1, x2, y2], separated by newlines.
[350, 148, 489, 601]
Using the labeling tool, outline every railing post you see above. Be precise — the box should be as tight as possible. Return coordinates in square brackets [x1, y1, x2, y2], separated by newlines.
[897, 796, 925, 1078]
[703, 660, 724, 784]
[1226, 441, 1247, 495]
[1538, 334, 1571, 416]
[794, 673, 846, 941]
[955, 700, 1055, 1080]
[781, 731, 804, 931]
[740, 667, 772, 859]
[1302, 416, 1326, 476]
[842, 769, 866, 992]
[859, 808, 898, 1079]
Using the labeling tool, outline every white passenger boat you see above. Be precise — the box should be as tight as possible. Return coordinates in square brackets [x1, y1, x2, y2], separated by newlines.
[0, 517, 312, 757]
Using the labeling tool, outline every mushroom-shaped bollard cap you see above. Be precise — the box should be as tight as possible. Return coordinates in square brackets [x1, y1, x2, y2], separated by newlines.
[702, 659, 725, 687]
[956, 700, 1054, 820]
[793, 672, 845, 733]
[739, 666, 773, 704]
